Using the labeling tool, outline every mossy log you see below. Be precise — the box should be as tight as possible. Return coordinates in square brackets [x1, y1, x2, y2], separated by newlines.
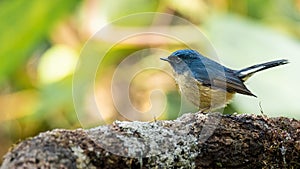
[1, 113, 299, 169]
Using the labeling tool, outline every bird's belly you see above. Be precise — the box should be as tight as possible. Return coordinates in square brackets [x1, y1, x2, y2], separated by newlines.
[175, 73, 234, 111]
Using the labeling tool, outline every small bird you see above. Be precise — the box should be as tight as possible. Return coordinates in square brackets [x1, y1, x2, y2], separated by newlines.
[160, 49, 288, 112]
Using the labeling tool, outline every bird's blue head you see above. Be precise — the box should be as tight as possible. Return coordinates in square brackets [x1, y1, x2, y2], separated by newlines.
[160, 49, 204, 74]
[171, 49, 201, 62]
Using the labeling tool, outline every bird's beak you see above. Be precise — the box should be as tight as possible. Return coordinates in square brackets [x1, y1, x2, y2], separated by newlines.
[160, 57, 170, 62]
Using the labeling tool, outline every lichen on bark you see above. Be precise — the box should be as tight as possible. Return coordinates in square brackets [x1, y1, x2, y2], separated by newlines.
[1, 113, 299, 169]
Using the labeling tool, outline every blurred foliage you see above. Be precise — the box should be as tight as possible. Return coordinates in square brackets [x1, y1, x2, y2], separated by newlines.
[1, 0, 300, 164]
[0, 0, 81, 84]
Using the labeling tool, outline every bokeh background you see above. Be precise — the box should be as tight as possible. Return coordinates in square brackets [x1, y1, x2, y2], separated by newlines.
[1, 0, 300, 163]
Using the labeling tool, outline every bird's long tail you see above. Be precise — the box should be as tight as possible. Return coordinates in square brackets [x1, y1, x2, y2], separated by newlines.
[235, 59, 288, 81]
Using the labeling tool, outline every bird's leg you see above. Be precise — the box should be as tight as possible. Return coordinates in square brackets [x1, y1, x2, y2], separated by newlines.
[198, 108, 210, 114]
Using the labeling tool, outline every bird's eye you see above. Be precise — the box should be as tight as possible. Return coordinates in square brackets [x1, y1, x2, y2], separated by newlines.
[174, 57, 181, 63]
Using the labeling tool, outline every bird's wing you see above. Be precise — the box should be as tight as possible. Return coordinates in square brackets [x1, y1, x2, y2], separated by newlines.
[212, 75, 256, 96]
[192, 63, 256, 97]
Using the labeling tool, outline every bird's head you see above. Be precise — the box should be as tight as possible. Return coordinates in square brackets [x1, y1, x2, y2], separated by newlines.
[160, 49, 202, 74]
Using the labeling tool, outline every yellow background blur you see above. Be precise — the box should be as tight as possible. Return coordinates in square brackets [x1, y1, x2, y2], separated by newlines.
[1, 0, 300, 163]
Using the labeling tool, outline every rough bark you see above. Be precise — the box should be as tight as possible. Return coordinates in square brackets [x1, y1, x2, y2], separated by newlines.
[1, 113, 299, 169]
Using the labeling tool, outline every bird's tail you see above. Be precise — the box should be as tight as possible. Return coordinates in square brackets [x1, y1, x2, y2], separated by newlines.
[235, 59, 288, 81]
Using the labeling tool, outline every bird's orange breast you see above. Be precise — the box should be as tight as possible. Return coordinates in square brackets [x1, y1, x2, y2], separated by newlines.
[174, 71, 234, 112]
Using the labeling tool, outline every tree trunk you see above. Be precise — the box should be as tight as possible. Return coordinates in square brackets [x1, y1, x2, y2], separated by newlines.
[1, 112, 299, 169]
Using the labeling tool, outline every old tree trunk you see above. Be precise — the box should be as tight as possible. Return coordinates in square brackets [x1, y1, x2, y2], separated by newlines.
[1, 112, 299, 168]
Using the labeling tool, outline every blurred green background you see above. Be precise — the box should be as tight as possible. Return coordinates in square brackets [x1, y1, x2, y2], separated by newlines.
[1, 0, 300, 163]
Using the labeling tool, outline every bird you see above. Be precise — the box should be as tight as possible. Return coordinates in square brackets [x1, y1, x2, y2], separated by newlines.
[160, 49, 288, 112]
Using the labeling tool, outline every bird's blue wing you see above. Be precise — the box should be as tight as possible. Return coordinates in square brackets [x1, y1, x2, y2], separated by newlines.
[190, 58, 256, 97]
